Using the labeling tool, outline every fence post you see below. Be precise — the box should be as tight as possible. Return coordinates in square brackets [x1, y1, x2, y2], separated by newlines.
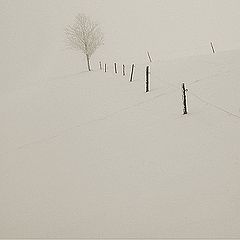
[210, 42, 215, 54]
[104, 64, 107, 72]
[123, 64, 125, 76]
[147, 51, 152, 63]
[114, 63, 117, 74]
[146, 66, 150, 92]
[99, 61, 102, 70]
[130, 64, 135, 82]
[182, 83, 188, 115]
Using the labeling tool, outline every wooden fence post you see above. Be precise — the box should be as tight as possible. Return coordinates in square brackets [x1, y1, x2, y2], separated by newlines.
[114, 63, 117, 74]
[182, 83, 188, 115]
[146, 66, 150, 92]
[99, 61, 102, 70]
[210, 42, 215, 54]
[130, 64, 135, 82]
[147, 51, 152, 63]
[104, 64, 107, 72]
[122, 64, 126, 76]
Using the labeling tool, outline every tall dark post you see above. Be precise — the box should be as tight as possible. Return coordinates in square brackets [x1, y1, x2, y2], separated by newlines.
[114, 63, 117, 74]
[130, 64, 135, 82]
[147, 51, 152, 63]
[210, 42, 215, 54]
[146, 66, 150, 93]
[123, 64, 125, 76]
[182, 83, 188, 115]
[99, 61, 102, 70]
[104, 64, 107, 72]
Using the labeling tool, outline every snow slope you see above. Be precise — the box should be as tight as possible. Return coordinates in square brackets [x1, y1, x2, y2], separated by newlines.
[1, 50, 240, 238]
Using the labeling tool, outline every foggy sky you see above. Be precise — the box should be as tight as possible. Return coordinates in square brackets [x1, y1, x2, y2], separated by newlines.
[1, 0, 240, 91]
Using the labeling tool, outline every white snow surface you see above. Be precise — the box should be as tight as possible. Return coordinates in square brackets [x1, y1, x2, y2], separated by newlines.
[1, 50, 240, 238]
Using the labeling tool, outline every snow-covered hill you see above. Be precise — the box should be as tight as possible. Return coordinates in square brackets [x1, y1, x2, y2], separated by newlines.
[1, 50, 240, 238]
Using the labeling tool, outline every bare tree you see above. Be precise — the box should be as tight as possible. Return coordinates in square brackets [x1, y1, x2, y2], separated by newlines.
[65, 14, 104, 71]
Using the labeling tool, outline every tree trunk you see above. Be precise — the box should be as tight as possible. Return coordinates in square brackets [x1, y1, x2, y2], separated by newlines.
[86, 55, 91, 71]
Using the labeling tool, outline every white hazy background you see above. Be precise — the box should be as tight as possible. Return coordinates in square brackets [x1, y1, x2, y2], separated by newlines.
[1, 0, 240, 92]
[2, 1, 240, 238]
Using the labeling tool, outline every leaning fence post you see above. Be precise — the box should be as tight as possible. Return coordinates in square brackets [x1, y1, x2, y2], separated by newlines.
[182, 83, 188, 114]
[130, 64, 135, 82]
[147, 51, 152, 63]
[146, 66, 150, 92]
[210, 42, 216, 54]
